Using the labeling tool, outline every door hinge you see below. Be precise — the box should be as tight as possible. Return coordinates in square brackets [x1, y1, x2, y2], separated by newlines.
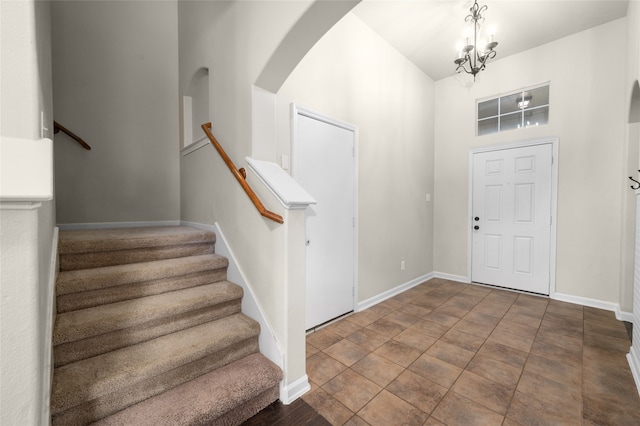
[353, 217, 356, 227]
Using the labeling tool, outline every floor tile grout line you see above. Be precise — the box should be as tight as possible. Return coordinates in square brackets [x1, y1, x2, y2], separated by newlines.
[499, 295, 551, 425]
[305, 281, 636, 425]
[333, 285, 460, 423]
[374, 286, 464, 424]
[428, 288, 521, 424]
[399, 287, 490, 423]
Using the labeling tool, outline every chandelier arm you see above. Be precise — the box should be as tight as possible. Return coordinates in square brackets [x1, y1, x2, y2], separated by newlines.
[477, 52, 487, 65]
[457, 65, 473, 76]
[456, 55, 472, 75]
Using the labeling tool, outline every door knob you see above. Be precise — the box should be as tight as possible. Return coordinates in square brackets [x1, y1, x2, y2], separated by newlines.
[474, 217, 480, 221]
[474, 225, 480, 230]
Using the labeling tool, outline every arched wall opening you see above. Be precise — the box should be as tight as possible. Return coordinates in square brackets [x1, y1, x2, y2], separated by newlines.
[254, 1, 360, 94]
[181, 67, 209, 149]
[251, 1, 360, 163]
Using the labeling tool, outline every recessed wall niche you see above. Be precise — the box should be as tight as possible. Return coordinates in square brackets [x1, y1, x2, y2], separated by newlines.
[630, 80, 640, 124]
[182, 67, 209, 149]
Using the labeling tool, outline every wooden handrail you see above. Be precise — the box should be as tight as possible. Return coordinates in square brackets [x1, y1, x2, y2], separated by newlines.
[201, 122, 284, 224]
[54, 121, 92, 150]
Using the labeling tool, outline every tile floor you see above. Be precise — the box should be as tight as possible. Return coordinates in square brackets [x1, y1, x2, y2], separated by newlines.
[303, 278, 640, 425]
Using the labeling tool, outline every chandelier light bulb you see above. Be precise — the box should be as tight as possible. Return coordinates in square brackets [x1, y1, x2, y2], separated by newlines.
[488, 25, 497, 41]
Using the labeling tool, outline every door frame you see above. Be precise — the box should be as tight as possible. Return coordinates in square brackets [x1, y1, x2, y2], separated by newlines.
[468, 137, 559, 297]
[291, 104, 359, 325]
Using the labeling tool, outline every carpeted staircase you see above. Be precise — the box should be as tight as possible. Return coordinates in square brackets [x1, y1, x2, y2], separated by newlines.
[50, 226, 282, 425]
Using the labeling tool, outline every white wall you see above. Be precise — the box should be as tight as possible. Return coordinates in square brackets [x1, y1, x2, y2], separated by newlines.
[621, 0, 640, 316]
[278, 13, 435, 303]
[0, 0, 57, 424]
[177, 0, 325, 399]
[51, 1, 180, 224]
[434, 19, 627, 307]
[0, 206, 57, 426]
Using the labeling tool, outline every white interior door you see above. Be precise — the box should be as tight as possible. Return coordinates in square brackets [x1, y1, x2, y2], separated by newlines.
[471, 143, 553, 294]
[293, 107, 356, 330]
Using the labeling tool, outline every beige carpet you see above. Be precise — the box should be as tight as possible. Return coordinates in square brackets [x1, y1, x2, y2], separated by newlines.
[51, 226, 282, 425]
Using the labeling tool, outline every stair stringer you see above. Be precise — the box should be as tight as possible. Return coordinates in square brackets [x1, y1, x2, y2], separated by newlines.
[181, 221, 286, 384]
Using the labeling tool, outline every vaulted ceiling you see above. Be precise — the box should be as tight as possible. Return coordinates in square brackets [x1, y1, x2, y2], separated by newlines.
[352, 0, 629, 81]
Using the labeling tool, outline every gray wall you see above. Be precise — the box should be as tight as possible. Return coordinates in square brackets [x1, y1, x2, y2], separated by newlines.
[52, 1, 180, 224]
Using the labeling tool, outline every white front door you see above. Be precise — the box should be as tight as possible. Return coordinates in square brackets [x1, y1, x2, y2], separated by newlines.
[471, 143, 553, 294]
[293, 107, 356, 330]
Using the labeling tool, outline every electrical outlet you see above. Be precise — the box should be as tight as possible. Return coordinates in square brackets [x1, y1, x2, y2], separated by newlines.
[400, 260, 405, 270]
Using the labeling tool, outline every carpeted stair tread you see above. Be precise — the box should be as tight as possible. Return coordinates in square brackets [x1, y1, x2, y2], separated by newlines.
[92, 353, 283, 426]
[59, 226, 216, 255]
[59, 226, 217, 271]
[60, 243, 215, 271]
[56, 254, 228, 296]
[50, 313, 260, 415]
[53, 281, 243, 346]
[52, 338, 261, 425]
[57, 269, 228, 313]
[54, 301, 242, 367]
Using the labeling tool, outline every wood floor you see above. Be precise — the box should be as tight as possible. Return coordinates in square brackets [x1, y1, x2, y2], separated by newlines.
[243, 398, 330, 425]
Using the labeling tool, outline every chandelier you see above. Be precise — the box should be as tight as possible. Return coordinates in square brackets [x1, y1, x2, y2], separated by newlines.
[454, 0, 498, 79]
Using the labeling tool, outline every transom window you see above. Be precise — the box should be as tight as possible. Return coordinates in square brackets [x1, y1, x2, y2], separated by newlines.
[477, 84, 550, 136]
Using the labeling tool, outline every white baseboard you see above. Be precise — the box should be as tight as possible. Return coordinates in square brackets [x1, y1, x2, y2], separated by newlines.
[57, 220, 180, 230]
[552, 292, 633, 322]
[617, 308, 635, 323]
[357, 272, 434, 312]
[432, 272, 471, 284]
[627, 350, 640, 397]
[279, 374, 310, 405]
[179, 221, 217, 235]
[430, 274, 635, 323]
[180, 221, 285, 372]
